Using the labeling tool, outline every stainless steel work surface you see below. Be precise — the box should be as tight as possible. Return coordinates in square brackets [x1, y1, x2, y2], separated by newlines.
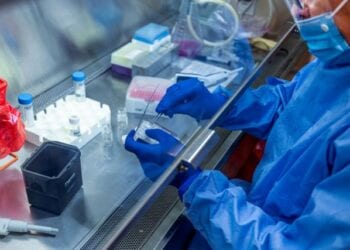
[0, 69, 197, 249]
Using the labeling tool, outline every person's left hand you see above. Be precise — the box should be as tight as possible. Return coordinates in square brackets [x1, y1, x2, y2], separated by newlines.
[125, 129, 182, 181]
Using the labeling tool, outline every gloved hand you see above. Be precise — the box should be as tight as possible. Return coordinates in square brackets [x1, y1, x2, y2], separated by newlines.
[156, 78, 228, 121]
[125, 128, 181, 181]
[125, 129, 201, 192]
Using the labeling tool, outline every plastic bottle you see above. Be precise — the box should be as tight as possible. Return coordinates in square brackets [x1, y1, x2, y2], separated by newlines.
[18, 93, 35, 127]
[72, 71, 86, 102]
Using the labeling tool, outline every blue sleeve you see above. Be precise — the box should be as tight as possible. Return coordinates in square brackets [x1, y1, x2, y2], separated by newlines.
[183, 128, 350, 249]
[218, 61, 318, 139]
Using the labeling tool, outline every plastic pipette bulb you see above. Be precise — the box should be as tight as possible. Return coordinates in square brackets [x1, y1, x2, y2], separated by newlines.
[0, 218, 59, 236]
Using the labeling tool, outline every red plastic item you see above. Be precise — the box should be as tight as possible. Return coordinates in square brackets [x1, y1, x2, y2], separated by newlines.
[0, 78, 26, 160]
[222, 134, 266, 182]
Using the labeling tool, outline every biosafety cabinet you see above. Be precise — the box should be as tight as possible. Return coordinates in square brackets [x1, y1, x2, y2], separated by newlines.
[0, 0, 308, 249]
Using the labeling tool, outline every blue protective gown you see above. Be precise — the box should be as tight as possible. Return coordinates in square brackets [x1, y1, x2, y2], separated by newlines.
[183, 52, 350, 249]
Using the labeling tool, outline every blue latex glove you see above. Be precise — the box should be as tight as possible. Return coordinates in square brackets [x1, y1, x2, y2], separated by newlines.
[156, 78, 228, 121]
[125, 129, 201, 189]
[125, 129, 179, 167]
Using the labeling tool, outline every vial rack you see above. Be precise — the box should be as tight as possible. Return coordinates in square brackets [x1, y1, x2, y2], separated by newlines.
[25, 95, 111, 149]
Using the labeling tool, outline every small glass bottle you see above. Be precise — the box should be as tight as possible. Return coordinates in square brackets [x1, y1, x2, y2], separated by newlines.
[72, 71, 86, 102]
[69, 115, 81, 137]
[18, 93, 35, 127]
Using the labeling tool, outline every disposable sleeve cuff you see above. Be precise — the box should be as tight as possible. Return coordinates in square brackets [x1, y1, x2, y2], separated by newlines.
[178, 168, 202, 201]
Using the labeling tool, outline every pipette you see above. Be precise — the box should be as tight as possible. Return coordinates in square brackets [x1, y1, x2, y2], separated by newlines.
[0, 218, 59, 236]
[135, 84, 160, 132]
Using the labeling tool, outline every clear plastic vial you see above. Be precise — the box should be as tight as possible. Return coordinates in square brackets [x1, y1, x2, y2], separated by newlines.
[101, 115, 114, 160]
[116, 108, 128, 144]
[69, 115, 81, 136]
[134, 120, 183, 156]
[72, 71, 86, 102]
[18, 93, 35, 127]
[134, 120, 161, 144]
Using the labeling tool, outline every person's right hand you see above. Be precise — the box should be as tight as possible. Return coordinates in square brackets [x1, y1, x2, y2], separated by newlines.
[156, 78, 228, 121]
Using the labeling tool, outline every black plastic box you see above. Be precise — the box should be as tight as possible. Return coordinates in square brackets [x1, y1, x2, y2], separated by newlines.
[21, 141, 82, 214]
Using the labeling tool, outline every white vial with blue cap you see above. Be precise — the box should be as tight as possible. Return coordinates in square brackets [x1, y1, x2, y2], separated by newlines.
[72, 71, 86, 102]
[18, 93, 35, 127]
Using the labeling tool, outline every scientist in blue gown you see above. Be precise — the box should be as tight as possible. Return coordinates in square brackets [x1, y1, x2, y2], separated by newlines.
[125, 0, 350, 248]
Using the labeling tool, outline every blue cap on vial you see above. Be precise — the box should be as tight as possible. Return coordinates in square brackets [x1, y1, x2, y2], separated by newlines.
[18, 93, 33, 105]
[72, 71, 86, 82]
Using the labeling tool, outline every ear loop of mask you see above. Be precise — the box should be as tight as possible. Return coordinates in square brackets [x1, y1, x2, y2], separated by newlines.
[295, 0, 348, 20]
[294, 0, 303, 9]
[331, 0, 349, 17]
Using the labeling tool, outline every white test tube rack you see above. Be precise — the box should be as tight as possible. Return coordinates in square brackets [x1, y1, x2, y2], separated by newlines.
[25, 95, 111, 149]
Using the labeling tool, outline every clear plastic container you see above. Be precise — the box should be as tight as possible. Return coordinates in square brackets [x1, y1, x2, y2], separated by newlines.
[72, 71, 86, 102]
[18, 93, 35, 127]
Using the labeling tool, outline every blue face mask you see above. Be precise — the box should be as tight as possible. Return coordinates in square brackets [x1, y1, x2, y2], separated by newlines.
[297, 9, 350, 62]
